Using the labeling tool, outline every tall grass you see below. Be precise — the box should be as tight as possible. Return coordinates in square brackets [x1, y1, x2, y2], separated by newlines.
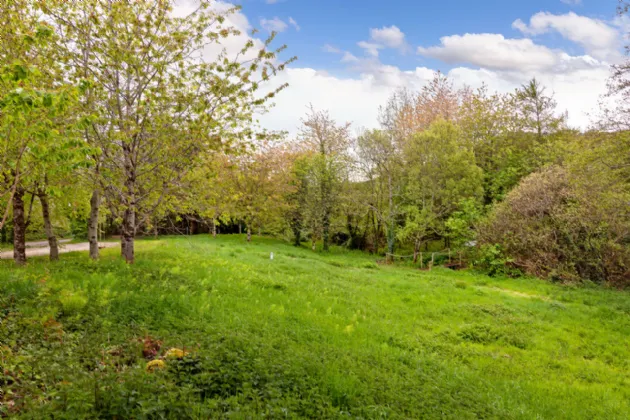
[1, 235, 629, 418]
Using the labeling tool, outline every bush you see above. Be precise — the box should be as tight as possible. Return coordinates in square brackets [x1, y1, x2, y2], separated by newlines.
[478, 166, 630, 285]
[474, 244, 521, 277]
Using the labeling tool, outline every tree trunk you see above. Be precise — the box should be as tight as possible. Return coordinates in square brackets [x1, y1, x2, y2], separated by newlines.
[88, 190, 100, 260]
[121, 207, 135, 263]
[322, 212, 330, 251]
[12, 187, 26, 265]
[386, 172, 395, 257]
[212, 217, 217, 238]
[39, 192, 59, 261]
[413, 241, 420, 264]
[239, 222, 242, 235]
[311, 237, 316, 251]
[292, 225, 301, 247]
[121, 145, 136, 264]
[246, 225, 252, 242]
[386, 228, 395, 258]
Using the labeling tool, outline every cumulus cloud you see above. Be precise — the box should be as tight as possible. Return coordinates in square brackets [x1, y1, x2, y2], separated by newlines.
[356, 25, 409, 57]
[172, 0, 266, 63]
[260, 17, 288, 33]
[418, 33, 562, 72]
[341, 51, 359, 63]
[172, 2, 613, 135]
[512, 12, 621, 61]
[259, 63, 607, 136]
[357, 41, 383, 57]
[370, 25, 407, 50]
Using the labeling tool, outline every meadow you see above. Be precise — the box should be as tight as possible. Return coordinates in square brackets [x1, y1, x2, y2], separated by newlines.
[1, 235, 630, 419]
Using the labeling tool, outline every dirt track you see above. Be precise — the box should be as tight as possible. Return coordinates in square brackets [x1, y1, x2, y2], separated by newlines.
[0, 241, 118, 259]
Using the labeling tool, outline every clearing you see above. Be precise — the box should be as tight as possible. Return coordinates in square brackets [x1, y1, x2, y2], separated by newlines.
[1, 235, 629, 418]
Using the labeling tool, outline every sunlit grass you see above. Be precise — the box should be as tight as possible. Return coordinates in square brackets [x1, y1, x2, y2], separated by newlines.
[1, 235, 629, 418]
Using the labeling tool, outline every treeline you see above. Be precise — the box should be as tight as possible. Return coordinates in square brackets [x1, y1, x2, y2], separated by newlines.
[225, 74, 630, 286]
[0, 0, 294, 263]
[2, 1, 630, 286]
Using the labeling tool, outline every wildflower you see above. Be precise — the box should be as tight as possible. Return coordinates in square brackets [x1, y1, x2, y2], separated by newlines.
[146, 359, 166, 372]
[165, 348, 188, 359]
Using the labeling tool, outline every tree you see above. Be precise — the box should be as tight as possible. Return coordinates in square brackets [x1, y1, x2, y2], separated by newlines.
[355, 129, 403, 259]
[46, 0, 293, 263]
[0, 5, 80, 264]
[227, 143, 295, 242]
[380, 72, 462, 144]
[297, 107, 351, 251]
[401, 120, 483, 254]
[598, 2, 630, 131]
[285, 152, 312, 246]
[513, 78, 566, 141]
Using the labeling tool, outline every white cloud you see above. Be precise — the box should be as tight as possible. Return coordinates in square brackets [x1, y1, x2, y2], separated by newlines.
[418, 33, 562, 72]
[512, 12, 621, 61]
[173, 2, 612, 136]
[173, 1, 265, 63]
[357, 41, 383, 57]
[370, 25, 407, 49]
[341, 51, 359, 63]
[289, 17, 300, 31]
[259, 63, 608, 137]
[322, 44, 342, 54]
[356, 25, 409, 57]
[260, 17, 288, 33]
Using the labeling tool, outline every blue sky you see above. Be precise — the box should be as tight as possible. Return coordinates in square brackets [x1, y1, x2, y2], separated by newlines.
[177, 0, 627, 133]
[244, 0, 620, 70]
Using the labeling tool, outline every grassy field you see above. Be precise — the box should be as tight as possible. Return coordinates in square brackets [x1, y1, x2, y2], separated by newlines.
[1, 235, 630, 418]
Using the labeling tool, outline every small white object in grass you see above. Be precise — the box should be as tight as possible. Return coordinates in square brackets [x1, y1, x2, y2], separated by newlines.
[270, 252, 274, 260]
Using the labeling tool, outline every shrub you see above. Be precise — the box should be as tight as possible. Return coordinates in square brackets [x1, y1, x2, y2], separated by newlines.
[478, 166, 630, 285]
[473, 244, 521, 277]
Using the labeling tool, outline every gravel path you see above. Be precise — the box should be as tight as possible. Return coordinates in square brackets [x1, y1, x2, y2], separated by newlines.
[25, 239, 72, 248]
[0, 241, 119, 259]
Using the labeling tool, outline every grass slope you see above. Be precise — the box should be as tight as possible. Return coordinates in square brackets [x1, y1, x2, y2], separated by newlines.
[1, 235, 630, 419]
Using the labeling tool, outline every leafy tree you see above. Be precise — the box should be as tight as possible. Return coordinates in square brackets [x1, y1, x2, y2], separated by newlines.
[297, 107, 351, 251]
[513, 78, 566, 141]
[0, 6, 80, 264]
[46, 0, 294, 262]
[380, 72, 462, 144]
[397, 205, 438, 263]
[355, 129, 403, 259]
[227, 143, 296, 242]
[285, 152, 312, 246]
[402, 120, 483, 252]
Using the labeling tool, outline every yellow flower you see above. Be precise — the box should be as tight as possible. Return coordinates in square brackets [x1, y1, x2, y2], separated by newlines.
[146, 359, 166, 372]
[165, 348, 188, 359]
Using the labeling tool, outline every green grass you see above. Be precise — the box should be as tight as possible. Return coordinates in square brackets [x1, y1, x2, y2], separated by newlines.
[1, 235, 630, 418]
